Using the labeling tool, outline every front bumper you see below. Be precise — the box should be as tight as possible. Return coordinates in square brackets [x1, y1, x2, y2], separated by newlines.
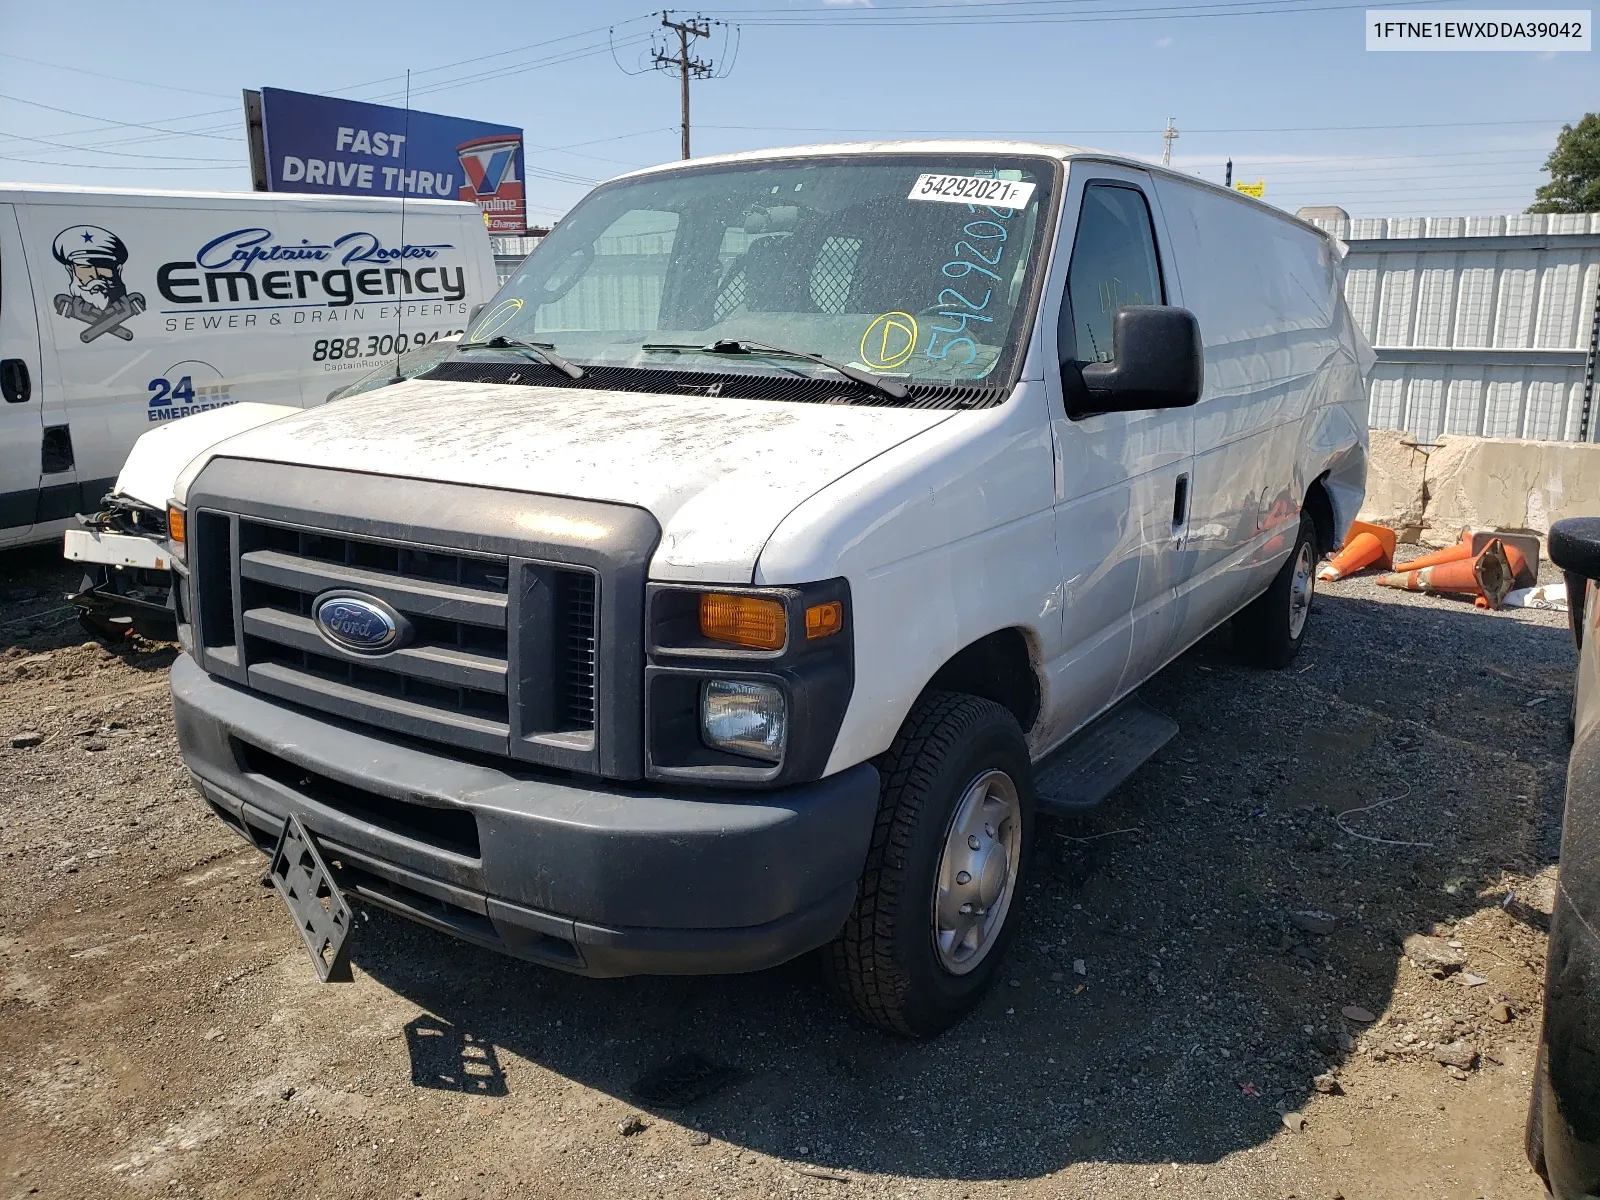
[64, 527, 172, 571]
[171, 654, 879, 977]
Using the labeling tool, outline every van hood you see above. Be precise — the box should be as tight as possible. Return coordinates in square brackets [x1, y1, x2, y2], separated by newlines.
[176, 378, 955, 581]
[116, 402, 301, 510]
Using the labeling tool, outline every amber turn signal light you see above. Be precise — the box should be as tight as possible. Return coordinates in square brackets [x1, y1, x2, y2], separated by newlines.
[805, 600, 843, 639]
[700, 592, 786, 651]
[167, 504, 186, 550]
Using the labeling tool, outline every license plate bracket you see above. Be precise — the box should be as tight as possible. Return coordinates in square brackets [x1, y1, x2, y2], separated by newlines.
[264, 813, 354, 983]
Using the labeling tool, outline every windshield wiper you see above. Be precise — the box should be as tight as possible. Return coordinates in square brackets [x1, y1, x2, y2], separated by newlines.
[641, 339, 909, 402]
[456, 336, 586, 380]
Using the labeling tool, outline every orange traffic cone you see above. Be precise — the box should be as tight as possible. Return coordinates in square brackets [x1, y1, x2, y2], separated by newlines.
[1376, 538, 1516, 609]
[1318, 520, 1397, 582]
[1501, 542, 1529, 588]
[1393, 528, 1473, 574]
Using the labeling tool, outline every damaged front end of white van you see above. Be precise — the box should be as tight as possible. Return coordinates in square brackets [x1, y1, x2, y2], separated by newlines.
[64, 335, 464, 641]
[65, 403, 301, 640]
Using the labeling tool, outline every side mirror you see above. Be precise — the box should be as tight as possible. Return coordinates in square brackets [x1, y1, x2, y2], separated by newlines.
[1551, 519, 1600, 581]
[467, 302, 486, 326]
[1066, 306, 1203, 417]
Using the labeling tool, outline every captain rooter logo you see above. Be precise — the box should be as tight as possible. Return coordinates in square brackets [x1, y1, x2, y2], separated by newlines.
[52, 226, 146, 342]
[155, 228, 467, 325]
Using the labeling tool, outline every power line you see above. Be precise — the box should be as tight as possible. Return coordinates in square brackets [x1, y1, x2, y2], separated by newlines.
[385, 33, 659, 104]
[0, 92, 241, 142]
[1175, 147, 1547, 166]
[628, 12, 738, 160]
[0, 18, 661, 158]
[710, 0, 1382, 25]
[711, 0, 1356, 11]
[0, 53, 234, 99]
[0, 127, 237, 162]
[0, 153, 239, 171]
[328, 16, 657, 97]
[696, 118, 1561, 135]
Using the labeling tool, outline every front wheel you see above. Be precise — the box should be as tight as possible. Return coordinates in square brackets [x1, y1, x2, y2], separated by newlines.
[1233, 512, 1317, 669]
[824, 692, 1034, 1037]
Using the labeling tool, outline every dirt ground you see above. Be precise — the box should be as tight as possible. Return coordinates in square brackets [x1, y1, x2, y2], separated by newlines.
[0, 541, 1578, 1200]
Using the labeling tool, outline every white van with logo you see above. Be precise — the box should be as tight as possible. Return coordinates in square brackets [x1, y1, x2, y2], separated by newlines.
[0, 184, 496, 563]
[165, 142, 1371, 1035]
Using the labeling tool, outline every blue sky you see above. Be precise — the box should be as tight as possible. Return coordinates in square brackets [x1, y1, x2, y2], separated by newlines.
[0, 0, 1590, 219]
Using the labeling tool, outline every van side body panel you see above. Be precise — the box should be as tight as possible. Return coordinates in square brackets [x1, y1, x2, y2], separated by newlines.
[0, 185, 494, 546]
[766, 158, 1369, 776]
[1148, 174, 1368, 649]
[0, 203, 47, 548]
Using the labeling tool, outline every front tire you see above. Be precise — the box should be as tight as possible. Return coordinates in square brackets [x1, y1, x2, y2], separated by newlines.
[824, 692, 1034, 1037]
[1233, 512, 1317, 669]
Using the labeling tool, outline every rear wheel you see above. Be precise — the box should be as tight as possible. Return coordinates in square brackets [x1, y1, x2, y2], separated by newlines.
[824, 692, 1034, 1037]
[1233, 513, 1317, 669]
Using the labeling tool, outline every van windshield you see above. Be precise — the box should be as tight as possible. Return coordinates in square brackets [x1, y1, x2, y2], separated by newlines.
[466, 154, 1057, 394]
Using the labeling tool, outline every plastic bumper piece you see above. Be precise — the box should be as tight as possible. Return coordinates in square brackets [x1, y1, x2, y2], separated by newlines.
[170, 654, 878, 977]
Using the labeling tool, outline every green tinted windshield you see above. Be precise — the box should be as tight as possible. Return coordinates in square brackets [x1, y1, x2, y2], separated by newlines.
[470, 155, 1057, 387]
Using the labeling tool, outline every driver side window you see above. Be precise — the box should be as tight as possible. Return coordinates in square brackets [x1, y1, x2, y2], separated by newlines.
[533, 209, 679, 334]
[1061, 184, 1165, 364]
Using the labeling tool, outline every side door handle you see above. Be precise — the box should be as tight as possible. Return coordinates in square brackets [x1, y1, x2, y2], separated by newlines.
[0, 359, 30, 404]
[1171, 472, 1189, 532]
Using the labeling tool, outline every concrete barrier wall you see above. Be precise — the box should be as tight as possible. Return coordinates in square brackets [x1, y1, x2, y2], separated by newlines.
[1355, 429, 1600, 544]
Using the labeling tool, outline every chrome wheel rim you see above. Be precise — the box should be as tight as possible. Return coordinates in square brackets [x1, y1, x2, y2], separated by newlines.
[932, 769, 1022, 976]
[1289, 541, 1315, 640]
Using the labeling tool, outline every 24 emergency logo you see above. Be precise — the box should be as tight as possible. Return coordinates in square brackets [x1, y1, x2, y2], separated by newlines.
[52, 226, 147, 343]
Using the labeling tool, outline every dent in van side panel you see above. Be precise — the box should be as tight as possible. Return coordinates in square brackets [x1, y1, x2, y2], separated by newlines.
[1151, 178, 1352, 640]
[1035, 161, 1185, 745]
[753, 384, 1062, 772]
[1300, 392, 1368, 543]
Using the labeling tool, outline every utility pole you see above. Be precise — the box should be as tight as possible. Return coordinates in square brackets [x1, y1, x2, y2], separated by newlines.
[653, 13, 715, 160]
[1161, 118, 1179, 168]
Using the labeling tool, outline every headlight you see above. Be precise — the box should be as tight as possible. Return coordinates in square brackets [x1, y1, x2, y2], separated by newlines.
[700, 679, 787, 762]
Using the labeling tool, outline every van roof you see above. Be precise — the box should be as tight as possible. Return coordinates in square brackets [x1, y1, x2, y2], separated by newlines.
[609, 138, 1331, 238]
[0, 182, 474, 213]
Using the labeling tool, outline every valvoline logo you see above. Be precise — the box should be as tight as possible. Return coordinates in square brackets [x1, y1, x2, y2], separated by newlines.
[457, 135, 526, 233]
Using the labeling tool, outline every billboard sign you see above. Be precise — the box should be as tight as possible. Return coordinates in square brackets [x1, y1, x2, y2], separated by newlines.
[252, 87, 527, 233]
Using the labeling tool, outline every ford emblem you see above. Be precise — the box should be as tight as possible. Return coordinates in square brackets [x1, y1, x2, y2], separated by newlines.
[312, 592, 407, 654]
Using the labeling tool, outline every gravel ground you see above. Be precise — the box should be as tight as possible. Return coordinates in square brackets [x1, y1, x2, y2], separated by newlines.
[0, 539, 1577, 1200]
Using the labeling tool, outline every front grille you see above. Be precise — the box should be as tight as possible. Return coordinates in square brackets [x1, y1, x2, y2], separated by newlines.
[186, 460, 656, 778]
[555, 570, 596, 730]
[198, 514, 598, 759]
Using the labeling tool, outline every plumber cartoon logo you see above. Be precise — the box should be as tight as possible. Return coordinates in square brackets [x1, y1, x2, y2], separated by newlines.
[52, 225, 146, 343]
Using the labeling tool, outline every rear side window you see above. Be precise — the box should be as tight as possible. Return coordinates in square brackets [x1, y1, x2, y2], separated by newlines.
[1062, 184, 1164, 363]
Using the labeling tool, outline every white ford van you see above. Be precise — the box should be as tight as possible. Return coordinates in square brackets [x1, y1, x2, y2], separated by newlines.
[165, 142, 1371, 1035]
[0, 184, 497, 563]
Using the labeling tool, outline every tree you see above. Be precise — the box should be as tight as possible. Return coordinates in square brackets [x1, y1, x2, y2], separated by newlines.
[1528, 113, 1600, 213]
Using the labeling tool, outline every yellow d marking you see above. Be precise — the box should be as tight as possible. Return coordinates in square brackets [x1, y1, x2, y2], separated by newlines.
[860, 311, 918, 371]
[469, 297, 525, 341]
